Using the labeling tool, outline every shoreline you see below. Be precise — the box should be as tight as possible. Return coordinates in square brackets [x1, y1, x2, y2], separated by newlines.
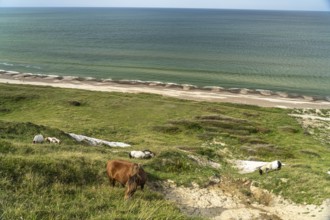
[1, 70, 330, 109]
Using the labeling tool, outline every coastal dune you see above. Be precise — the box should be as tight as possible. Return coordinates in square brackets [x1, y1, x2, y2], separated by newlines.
[0, 70, 329, 109]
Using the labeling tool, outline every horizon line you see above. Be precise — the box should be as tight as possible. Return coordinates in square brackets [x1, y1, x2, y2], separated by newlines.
[0, 6, 328, 12]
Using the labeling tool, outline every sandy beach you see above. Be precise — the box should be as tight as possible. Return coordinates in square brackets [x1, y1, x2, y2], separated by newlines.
[0, 71, 329, 109]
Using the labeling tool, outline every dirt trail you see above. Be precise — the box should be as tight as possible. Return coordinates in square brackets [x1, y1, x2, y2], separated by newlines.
[155, 180, 330, 220]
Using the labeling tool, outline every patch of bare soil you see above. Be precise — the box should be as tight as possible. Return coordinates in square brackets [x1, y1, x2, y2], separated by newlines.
[152, 178, 330, 220]
[290, 109, 330, 145]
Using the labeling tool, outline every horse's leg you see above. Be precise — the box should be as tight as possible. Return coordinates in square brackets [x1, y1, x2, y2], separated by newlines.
[108, 178, 115, 187]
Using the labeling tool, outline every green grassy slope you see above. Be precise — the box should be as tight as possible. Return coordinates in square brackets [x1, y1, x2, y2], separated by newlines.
[0, 83, 329, 219]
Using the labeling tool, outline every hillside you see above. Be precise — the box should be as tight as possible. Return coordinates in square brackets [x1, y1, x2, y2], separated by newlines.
[0, 83, 329, 219]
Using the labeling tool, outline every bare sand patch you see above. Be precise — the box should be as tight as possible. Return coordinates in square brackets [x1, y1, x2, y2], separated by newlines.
[154, 180, 330, 220]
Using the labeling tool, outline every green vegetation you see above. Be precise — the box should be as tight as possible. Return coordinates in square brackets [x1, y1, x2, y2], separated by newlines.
[0, 83, 329, 219]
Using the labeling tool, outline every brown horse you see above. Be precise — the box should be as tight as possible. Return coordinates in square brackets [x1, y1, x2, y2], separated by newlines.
[106, 160, 147, 199]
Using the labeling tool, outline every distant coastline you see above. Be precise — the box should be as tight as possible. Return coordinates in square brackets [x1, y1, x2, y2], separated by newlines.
[1, 69, 329, 109]
[1, 8, 330, 99]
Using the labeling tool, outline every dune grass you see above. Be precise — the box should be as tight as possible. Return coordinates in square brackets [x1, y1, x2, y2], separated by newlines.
[0, 83, 329, 219]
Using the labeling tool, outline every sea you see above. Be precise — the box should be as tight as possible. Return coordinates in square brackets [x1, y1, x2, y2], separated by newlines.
[0, 8, 330, 98]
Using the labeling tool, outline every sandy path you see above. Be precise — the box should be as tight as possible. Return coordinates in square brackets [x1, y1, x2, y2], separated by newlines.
[0, 73, 329, 109]
[158, 180, 330, 220]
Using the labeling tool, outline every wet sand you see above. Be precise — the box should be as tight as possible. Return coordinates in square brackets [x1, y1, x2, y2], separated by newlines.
[0, 71, 329, 109]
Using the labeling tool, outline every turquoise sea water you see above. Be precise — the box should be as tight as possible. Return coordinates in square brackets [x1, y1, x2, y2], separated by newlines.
[0, 8, 329, 97]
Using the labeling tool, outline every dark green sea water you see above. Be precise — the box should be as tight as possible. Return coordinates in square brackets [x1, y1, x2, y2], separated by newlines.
[0, 8, 329, 97]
